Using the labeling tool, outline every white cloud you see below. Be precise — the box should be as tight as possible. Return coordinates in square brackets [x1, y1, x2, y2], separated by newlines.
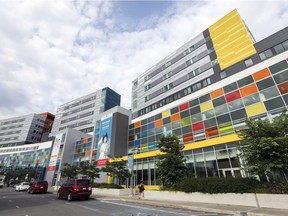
[0, 0, 287, 120]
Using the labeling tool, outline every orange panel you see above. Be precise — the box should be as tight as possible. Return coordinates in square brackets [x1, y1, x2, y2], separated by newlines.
[183, 133, 193, 142]
[240, 83, 258, 97]
[205, 127, 219, 138]
[134, 121, 141, 128]
[83, 138, 88, 143]
[278, 82, 288, 94]
[253, 68, 270, 81]
[171, 113, 180, 122]
[211, 88, 224, 99]
[154, 119, 163, 128]
[85, 151, 90, 157]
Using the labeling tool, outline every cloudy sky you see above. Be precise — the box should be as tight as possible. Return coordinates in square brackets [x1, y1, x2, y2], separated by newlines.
[0, 0, 288, 120]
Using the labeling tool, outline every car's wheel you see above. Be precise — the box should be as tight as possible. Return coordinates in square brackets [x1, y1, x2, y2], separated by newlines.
[85, 196, 89, 200]
[67, 192, 73, 201]
[57, 191, 61, 199]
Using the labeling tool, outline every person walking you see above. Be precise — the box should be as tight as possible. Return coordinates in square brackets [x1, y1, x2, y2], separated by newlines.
[138, 180, 145, 199]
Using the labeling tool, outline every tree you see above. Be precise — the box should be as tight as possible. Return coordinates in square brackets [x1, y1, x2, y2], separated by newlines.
[156, 134, 189, 187]
[79, 161, 100, 183]
[101, 158, 131, 185]
[238, 112, 288, 181]
[60, 163, 81, 179]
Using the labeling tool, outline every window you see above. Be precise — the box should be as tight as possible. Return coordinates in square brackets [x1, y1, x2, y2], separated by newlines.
[264, 97, 285, 111]
[259, 49, 273, 60]
[274, 44, 285, 54]
[260, 86, 280, 101]
[282, 40, 288, 50]
[244, 58, 253, 67]
[220, 71, 227, 79]
[192, 56, 198, 63]
[237, 75, 253, 88]
[212, 59, 218, 66]
[243, 93, 261, 106]
[224, 82, 238, 94]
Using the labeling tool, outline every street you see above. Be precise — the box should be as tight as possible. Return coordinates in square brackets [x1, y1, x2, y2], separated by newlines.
[0, 187, 232, 216]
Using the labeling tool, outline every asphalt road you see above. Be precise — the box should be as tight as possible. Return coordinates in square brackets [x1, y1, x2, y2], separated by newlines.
[0, 187, 232, 216]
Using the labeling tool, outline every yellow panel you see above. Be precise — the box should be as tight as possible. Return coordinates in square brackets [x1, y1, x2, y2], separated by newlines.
[162, 110, 171, 118]
[245, 102, 266, 117]
[200, 101, 213, 112]
[208, 9, 256, 70]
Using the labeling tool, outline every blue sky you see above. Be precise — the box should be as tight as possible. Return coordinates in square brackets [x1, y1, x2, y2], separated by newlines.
[0, 0, 288, 120]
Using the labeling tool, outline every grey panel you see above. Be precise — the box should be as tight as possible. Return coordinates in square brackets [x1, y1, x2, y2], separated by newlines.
[203, 29, 210, 38]
[173, 74, 188, 87]
[171, 63, 187, 76]
[198, 50, 209, 60]
[150, 77, 163, 88]
[171, 53, 184, 64]
[194, 38, 206, 49]
[150, 88, 164, 99]
[200, 62, 212, 72]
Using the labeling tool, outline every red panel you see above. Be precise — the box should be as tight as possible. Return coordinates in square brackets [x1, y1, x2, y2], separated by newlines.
[225, 90, 241, 103]
[192, 122, 204, 131]
[179, 102, 189, 111]
[278, 82, 288, 94]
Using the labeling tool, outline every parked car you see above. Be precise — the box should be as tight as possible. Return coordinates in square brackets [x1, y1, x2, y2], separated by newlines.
[15, 182, 30, 191]
[57, 179, 92, 201]
[28, 180, 48, 194]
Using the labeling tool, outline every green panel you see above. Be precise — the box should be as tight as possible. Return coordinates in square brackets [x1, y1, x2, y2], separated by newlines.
[219, 123, 234, 135]
[141, 144, 148, 151]
[181, 117, 191, 127]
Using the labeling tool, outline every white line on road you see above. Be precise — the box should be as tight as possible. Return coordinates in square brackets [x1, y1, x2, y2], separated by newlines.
[16, 206, 20, 208]
[65, 202, 71, 205]
[9, 200, 12, 202]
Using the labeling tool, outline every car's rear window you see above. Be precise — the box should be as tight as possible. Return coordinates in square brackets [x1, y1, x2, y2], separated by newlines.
[76, 180, 90, 185]
[37, 181, 48, 186]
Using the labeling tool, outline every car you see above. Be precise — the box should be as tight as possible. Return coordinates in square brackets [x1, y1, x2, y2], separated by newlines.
[57, 179, 92, 201]
[15, 182, 30, 191]
[28, 180, 48, 194]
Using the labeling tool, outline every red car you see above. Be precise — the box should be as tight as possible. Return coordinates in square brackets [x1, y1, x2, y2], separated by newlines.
[28, 181, 48, 194]
[57, 179, 92, 201]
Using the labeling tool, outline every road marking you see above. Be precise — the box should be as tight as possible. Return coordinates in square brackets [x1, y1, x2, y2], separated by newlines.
[77, 204, 106, 214]
[9, 200, 12, 202]
[16, 206, 20, 208]
[2, 196, 6, 198]
[100, 200, 187, 215]
[65, 202, 71, 205]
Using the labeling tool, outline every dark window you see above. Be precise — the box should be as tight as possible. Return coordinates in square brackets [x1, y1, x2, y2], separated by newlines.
[230, 108, 246, 121]
[282, 94, 288, 105]
[199, 94, 211, 103]
[189, 98, 199, 107]
[204, 118, 217, 128]
[243, 93, 261, 106]
[141, 119, 147, 125]
[170, 107, 179, 115]
[212, 96, 226, 107]
[191, 113, 202, 122]
[224, 82, 238, 93]
[269, 60, 288, 74]
[274, 44, 285, 54]
[273, 70, 288, 84]
[148, 136, 156, 142]
[217, 114, 232, 124]
[154, 113, 162, 120]
[180, 110, 190, 119]
[163, 117, 171, 124]
[141, 125, 147, 131]
[190, 106, 200, 115]
[220, 71, 227, 79]
[147, 116, 154, 123]
[129, 124, 134, 129]
[264, 97, 285, 111]
[182, 125, 192, 134]
[256, 77, 275, 91]
[77, 180, 90, 185]
[172, 128, 182, 136]
[244, 58, 253, 67]
[237, 75, 253, 88]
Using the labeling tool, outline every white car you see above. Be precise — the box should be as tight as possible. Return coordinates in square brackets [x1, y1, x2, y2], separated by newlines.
[15, 182, 30, 191]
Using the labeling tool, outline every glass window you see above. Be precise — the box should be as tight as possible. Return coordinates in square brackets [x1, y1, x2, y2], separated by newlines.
[214, 104, 229, 116]
[273, 70, 288, 84]
[148, 116, 154, 123]
[269, 60, 288, 74]
[154, 113, 162, 120]
[182, 125, 192, 134]
[259, 52, 266, 60]
[283, 40, 288, 50]
[172, 128, 182, 136]
[256, 77, 275, 91]
[163, 123, 172, 132]
[216, 114, 231, 124]
[199, 94, 211, 103]
[264, 97, 285, 111]
[259, 49, 273, 60]
[190, 105, 200, 115]
[204, 118, 217, 128]
[163, 117, 171, 124]
[191, 113, 202, 123]
[224, 82, 238, 93]
[230, 108, 247, 121]
[282, 94, 288, 105]
[155, 126, 163, 134]
[220, 71, 227, 79]
[189, 98, 199, 107]
[147, 128, 155, 136]
[260, 86, 280, 101]
[237, 75, 253, 88]
[228, 99, 244, 111]
[148, 136, 156, 142]
[213, 96, 226, 107]
[274, 44, 285, 54]
[170, 107, 179, 115]
[172, 121, 181, 129]
[180, 110, 190, 119]
[202, 109, 215, 120]
[244, 58, 253, 67]
[243, 93, 261, 106]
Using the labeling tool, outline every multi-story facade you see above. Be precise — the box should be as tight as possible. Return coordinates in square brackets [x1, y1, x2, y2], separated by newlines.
[128, 10, 288, 185]
[50, 87, 121, 136]
[0, 113, 52, 148]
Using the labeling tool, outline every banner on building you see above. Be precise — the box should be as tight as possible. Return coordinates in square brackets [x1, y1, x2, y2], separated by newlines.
[47, 133, 62, 171]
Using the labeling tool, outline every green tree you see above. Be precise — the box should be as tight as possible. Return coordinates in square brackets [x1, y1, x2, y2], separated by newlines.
[156, 134, 189, 187]
[101, 158, 131, 185]
[80, 161, 100, 183]
[238, 112, 288, 181]
[60, 163, 81, 179]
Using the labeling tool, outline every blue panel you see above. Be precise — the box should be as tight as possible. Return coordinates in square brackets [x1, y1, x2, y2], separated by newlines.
[148, 142, 156, 150]
[148, 122, 155, 129]
[86, 142, 92, 147]
[141, 130, 147, 137]
[134, 139, 141, 147]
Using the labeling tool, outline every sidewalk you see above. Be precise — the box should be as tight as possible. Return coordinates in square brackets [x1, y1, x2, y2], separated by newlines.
[92, 194, 288, 216]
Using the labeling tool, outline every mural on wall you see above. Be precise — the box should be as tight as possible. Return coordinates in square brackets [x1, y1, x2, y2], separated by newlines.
[47, 133, 62, 171]
[96, 114, 112, 166]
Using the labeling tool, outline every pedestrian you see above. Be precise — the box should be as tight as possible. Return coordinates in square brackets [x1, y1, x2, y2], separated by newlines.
[138, 180, 145, 199]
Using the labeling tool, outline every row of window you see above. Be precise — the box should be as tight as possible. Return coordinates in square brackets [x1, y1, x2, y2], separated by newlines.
[62, 95, 97, 111]
[62, 103, 95, 118]
[0, 118, 25, 126]
[0, 124, 24, 131]
[61, 111, 94, 124]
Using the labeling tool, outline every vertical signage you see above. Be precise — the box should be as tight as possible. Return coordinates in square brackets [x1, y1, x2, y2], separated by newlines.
[47, 133, 62, 171]
[96, 115, 112, 166]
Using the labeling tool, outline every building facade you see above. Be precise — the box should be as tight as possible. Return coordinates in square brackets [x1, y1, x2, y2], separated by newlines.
[50, 87, 121, 136]
[0, 113, 54, 148]
[128, 10, 288, 185]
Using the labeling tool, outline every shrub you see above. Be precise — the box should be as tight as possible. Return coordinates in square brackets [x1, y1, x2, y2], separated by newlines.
[91, 182, 123, 189]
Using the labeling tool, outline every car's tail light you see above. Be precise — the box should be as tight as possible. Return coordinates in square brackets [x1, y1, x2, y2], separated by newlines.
[88, 187, 91, 190]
